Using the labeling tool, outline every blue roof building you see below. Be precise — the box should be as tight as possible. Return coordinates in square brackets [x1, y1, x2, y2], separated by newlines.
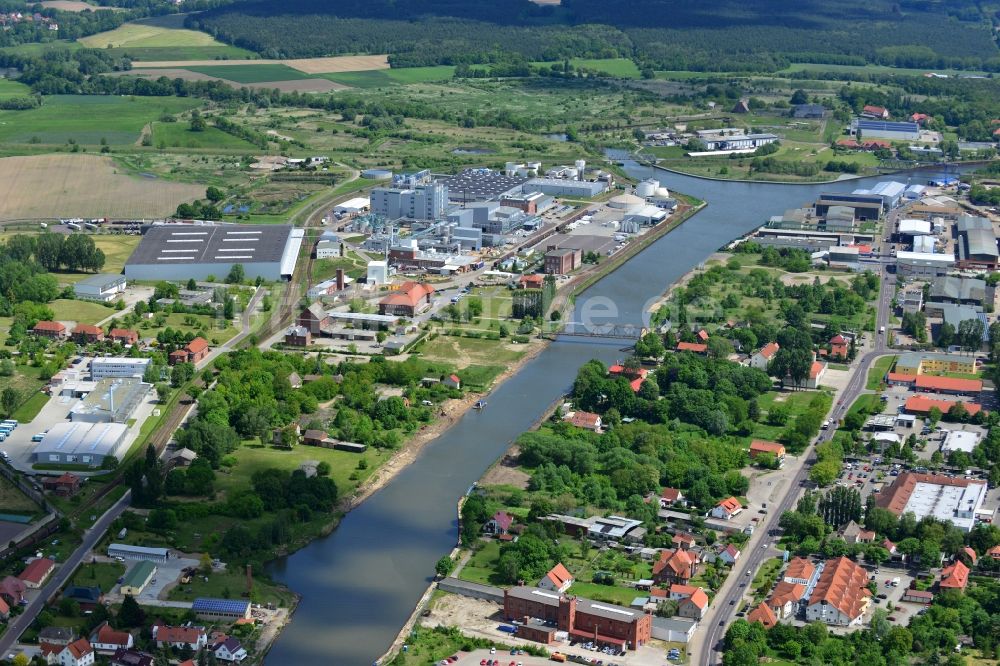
[192, 597, 252, 621]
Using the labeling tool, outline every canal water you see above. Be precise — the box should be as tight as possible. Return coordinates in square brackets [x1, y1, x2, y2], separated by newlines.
[265, 162, 960, 665]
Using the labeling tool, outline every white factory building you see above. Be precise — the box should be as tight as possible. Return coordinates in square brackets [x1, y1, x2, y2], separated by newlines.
[33, 421, 129, 467]
[877, 472, 987, 532]
[941, 430, 981, 454]
[124, 223, 303, 282]
[90, 357, 151, 381]
[69, 377, 149, 424]
[74, 274, 127, 302]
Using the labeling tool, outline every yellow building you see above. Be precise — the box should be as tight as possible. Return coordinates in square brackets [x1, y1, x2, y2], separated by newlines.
[895, 352, 976, 376]
[120, 560, 156, 596]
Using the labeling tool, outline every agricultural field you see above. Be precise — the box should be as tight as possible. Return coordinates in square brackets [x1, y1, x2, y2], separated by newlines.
[151, 121, 257, 151]
[0, 79, 32, 98]
[0, 94, 201, 146]
[79, 14, 253, 61]
[40, 0, 114, 10]
[184, 63, 315, 84]
[0, 154, 203, 220]
[320, 65, 456, 88]
[531, 58, 642, 79]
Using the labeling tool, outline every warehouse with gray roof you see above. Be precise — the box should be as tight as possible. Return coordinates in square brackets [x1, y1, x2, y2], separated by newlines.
[955, 215, 999, 269]
[32, 421, 129, 467]
[70, 377, 149, 423]
[124, 223, 303, 282]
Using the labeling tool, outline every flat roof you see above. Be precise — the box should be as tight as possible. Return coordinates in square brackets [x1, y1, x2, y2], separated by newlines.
[941, 430, 980, 453]
[876, 473, 987, 531]
[75, 273, 126, 289]
[126, 223, 293, 267]
[109, 543, 168, 557]
[437, 170, 528, 199]
[70, 378, 149, 421]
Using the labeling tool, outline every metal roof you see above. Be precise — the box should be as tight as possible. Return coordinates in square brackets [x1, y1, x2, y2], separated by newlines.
[108, 543, 168, 557]
[121, 560, 157, 588]
[34, 421, 127, 458]
[75, 273, 126, 289]
[126, 223, 293, 267]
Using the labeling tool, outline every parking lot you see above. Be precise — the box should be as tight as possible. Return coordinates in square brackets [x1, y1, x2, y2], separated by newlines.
[97, 553, 199, 603]
[443, 646, 673, 666]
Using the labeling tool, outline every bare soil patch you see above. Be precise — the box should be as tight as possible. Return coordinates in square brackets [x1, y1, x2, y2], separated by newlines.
[250, 79, 346, 93]
[479, 447, 529, 489]
[0, 154, 202, 220]
[131, 54, 389, 73]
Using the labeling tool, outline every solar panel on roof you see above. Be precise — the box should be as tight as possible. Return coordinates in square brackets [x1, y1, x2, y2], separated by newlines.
[193, 598, 249, 613]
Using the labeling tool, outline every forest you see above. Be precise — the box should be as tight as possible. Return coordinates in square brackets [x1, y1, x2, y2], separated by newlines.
[189, 0, 1000, 71]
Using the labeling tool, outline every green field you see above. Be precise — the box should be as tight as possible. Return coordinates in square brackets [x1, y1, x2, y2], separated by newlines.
[322, 65, 456, 88]
[753, 390, 826, 441]
[0, 79, 31, 98]
[112, 45, 255, 61]
[48, 298, 114, 324]
[71, 561, 126, 593]
[866, 355, 897, 390]
[80, 16, 229, 49]
[781, 62, 989, 77]
[0, 474, 40, 515]
[0, 95, 201, 145]
[167, 565, 295, 607]
[185, 63, 314, 83]
[12, 393, 49, 423]
[531, 58, 641, 79]
[152, 121, 257, 150]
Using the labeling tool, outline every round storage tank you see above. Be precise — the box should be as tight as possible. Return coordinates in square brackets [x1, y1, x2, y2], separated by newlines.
[636, 179, 658, 198]
[655, 186, 670, 198]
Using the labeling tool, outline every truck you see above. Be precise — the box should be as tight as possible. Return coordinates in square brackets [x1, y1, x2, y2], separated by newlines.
[891, 577, 901, 587]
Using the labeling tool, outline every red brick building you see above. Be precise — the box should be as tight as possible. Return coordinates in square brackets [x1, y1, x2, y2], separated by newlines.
[544, 247, 582, 275]
[109, 329, 139, 345]
[503, 587, 652, 650]
[72, 323, 104, 343]
[33, 320, 66, 339]
[168, 337, 209, 365]
[378, 282, 435, 317]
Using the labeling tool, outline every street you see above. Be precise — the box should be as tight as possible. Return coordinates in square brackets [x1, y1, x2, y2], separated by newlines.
[696, 261, 895, 666]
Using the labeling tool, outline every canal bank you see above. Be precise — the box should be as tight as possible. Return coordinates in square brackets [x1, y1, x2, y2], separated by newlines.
[263, 161, 969, 666]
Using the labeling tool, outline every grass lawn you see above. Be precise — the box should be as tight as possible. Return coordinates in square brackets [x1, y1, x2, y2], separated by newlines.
[867, 355, 897, 390]
[459, 540, 502, 586]
[152, 122, 257, 150]
[321, 65, 456, 88]
[0, 79, 31, 98]
[0, 95, 201, 145]
[212, 441, 384, 503]
[186, 64, 314, 83]
[12, 392, 49, 423]
[847, 394, 881, 418]
[753, 390, 823, 440]
[48, 298, 115, 324]
[456, 365, 506, 392]
[531, 58, 641, 78]
[312, 255, 367, 282]
[70, 561, 125, 592]
[0, 474, 41, 515]
[1, 364, 48, 419]
[417, 335, 525, 369]
[167, 566, 295, 607]
[566, 581, 642, 606]
[134, 311, 240, 346]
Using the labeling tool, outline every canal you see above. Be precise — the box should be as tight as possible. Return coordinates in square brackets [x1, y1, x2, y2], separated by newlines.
[265, 162, 958, 665]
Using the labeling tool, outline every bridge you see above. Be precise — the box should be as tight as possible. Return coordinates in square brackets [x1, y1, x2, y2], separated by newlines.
[547, 322, 648, 340]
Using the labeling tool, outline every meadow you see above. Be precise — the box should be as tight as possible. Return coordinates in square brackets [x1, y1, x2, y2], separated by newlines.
[78, 14, 253, 61]
[151, 122, 258, 150]
[532, 58, 642, 79]
[320, 65, 457, 88]
[184, 63, 316, 84]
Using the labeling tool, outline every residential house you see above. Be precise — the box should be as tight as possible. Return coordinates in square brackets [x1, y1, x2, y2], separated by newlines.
[747, 603, 777, 628]
[284, 325, 311, 347]
[783, 558, 816, 586]
[62, 586, 102, 610]
[862, 105, 890, 119]
[939, 560, 970, 591]
[718, 544, 741, 566]
[828, 334, 849, 359]
[677, 588, 709, 620]
[211, 638, 247, 663]
[443, 374, 461, 390]
[564, 411, 602, 431]
[711, 497, 743, 520]
[170, 448, 198, 467]
[805, 556, 871, 626]
[378, 282, 434, 317]
[169, 337, 209, 365]
[485, 511, 514, 536]
[90, 622, 134, 654]
[20, 557, 55, 588]
[791, 360, 827, 389]
[109, 329, 139, 346]
[911, 113, 931, 125]
[652, 548, 698, 585]
[839, 520, 875, 545]
[0, 597, 8, 620]
[39, 627, 75, 646]
[676, 341, 708, 354]
[668, 584, 700, 602]
[302, 429, 330, 447]
[767, 581, 806, 619]
[660, 488, 684, 508]
[989, 545, 1000, 560]
[42, 638, 94, 666]
[672, 533, 696, 551]
[42, 473, 81, 496]
[0, 576, 25, 605]
[749, 440, 785, 463]
[151, 624, 208, 651]
[111, 649, 154, 666]
[518, 274, 545, 289]
[961, 546, 978, 566]
[538, 563, 574, 593]
[72, 324, 104, 344]
[750, 342, 779, 370]
[33, 320, 67, 339]
[297, 303, 329, 335]
[608, 364, 650, 392]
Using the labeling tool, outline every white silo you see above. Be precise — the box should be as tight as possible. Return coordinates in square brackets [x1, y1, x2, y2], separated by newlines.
[636, 178, 658, 198]
[575, 159, 586, 180]
[654, 186, 670, 199]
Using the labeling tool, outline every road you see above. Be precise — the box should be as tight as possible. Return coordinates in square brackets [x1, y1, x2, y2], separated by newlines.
[0, 490, 132, 656]
[696, 262, 895, 666]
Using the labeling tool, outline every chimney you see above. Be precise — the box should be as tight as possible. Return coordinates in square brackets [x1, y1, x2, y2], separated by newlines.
[335, 269, 345, 291]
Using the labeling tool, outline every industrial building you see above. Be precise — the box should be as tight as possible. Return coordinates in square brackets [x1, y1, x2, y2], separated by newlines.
[876, 472, 987, 532]
[192, 598, 252, 621]
[90, 358, 151, 381]
[315, 231, 342, 259]
[928, 276, 987, 306]
[814, 193, 883, 220]
[895, 352, 977, 376]
[437, 169, 527, 203]
[895, 251, 954, 277]
[503, 586, 652, 650]
[33, 422, 129, 467]
[545, 247, 582, 274]
[955, 215, 999, 270]
[108, 544, 169, 564]
[124, 223, 303, 282]
[856, 181, 906, 209]
[523, 178, 608, 198]
[693, 128, 778, 151]
[898, 219, 933, 238]
[120, 561, 157, 596]
[74, 274, 127, 302]
[941, 430, 981, 454]
[850, 119, 921, 141]
[70, 378, 149, 424]
[332, 197, 369, 217]
[370, 177, 447, 220]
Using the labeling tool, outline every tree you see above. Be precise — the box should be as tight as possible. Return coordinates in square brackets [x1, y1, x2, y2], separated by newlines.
[226, 263, 245, 284]
[119, 594, 145, 626]
[13, 654, 29, 666]
[189, 110, 207, 132]
[435, 555, 453, 577]
[790, 89, 809, 105]
[958, 318, 985, 353]
[205, 186, 225, 202]
[0, 387, 18, 416]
